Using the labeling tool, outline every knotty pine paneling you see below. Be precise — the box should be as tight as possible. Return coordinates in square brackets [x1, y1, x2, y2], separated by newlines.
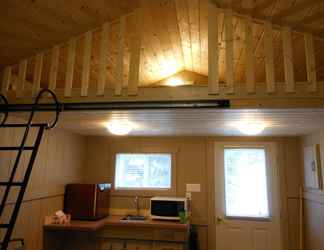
[0, 119, 86, 250]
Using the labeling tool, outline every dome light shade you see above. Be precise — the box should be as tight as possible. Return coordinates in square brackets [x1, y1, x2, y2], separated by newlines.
[236, 121, 266, 135]
[106, 121, 133, 135]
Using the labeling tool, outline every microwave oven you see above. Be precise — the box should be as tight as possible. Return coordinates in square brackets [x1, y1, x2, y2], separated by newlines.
[150, 197, 187, 221]
[64, 183, 111, 220]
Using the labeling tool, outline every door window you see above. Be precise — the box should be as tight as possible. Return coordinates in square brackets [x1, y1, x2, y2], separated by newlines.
[224, 148, 270, 218]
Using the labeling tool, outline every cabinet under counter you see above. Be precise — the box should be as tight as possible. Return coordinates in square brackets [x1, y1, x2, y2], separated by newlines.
[44, 216, 190, 250]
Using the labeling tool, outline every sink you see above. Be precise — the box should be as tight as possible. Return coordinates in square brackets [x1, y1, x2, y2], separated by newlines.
[121, 215, 146, 221]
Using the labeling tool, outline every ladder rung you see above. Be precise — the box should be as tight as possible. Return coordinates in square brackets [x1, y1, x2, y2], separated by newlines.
[0, 182, 24, 187]
[0, 146, 35, 151]
[0, 224, 10, 228]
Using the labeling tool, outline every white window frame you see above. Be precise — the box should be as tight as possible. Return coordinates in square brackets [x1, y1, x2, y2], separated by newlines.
[110, 147, 177, 196]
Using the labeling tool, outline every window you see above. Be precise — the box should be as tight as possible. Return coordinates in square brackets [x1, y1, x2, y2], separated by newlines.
[115, 153, 172, 189]
[224, 148, 270, 218]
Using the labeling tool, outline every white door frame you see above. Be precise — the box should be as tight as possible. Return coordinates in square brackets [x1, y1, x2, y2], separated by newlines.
[214, 141, 282, 250]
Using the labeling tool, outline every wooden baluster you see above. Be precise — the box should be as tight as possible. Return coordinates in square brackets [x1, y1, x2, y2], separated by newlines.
[208, 3, 219, 95]
[64, 37, 76, 97]
[49, 46, 59, 91]
[97, 22, 110, 96]
[245, 16, 255, 94]
[224, 10, 234, 94]
[1, 66, 11, 94]
[32, 53, 43, 97]
[304, 33, 317, 92]
[114, 16, 126, 96]
[17, 59, 27, 98]
[282, 27, 295, 93]
[128, 10, 141, 96]
[264, 21, 275, 93]
[81, 31, 93, 97]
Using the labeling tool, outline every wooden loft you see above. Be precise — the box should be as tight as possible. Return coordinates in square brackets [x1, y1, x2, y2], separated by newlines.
[1, 0, 324, 108]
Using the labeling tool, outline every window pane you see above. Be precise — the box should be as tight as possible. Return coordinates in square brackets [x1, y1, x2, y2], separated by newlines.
[115, 153, 171, 189]
[224, 148, 270, 218]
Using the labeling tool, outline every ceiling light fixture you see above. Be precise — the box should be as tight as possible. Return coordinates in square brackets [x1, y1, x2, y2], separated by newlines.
[165, 77, 185, 87]
[106, 121, 133, 136]
[235, 121, 266, 135]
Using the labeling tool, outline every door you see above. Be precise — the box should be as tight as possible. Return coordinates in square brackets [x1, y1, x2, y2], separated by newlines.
[214, 142, 281, 250]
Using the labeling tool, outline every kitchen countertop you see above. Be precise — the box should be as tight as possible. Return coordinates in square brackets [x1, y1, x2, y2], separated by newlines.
[43, 215, 190, 232]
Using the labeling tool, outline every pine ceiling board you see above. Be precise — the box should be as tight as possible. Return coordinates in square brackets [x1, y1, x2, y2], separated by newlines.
[148, 1, 182, 78]
[0, 0, 139, 68]
[253, 22, 266, 83]
[175, 0, 194, 71]
[273, 30, 285, 83]
[48, 108, 324, 136]
[93, 26, 119, 89]
[252, 0, 278, 16]
[283, 0, 323, 24]
[237, 0, 255, 83]
[138, 14, 163, 85]
[187, 0, 201, 74]
[127, 11, 152, 85]
[292, 33, 307, 82]
[253, 1, 279, 83]
[163, 0, 185, 75]
[233, 17, 245, 83]
[141, 3, 171, 82]
[199, 0, 209, 76]
[240, 0, 257, 10]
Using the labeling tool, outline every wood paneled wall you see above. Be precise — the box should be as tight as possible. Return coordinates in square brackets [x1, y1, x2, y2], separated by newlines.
[0, 124, 86, 250]
[84, 136, 301, 250]
[302, 131, 324, 250]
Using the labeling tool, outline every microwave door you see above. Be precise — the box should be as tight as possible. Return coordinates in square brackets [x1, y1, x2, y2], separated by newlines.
[151, 200, 184, 220]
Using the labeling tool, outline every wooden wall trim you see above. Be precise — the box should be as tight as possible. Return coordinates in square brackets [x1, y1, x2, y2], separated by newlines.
[7, 82, 324, 109]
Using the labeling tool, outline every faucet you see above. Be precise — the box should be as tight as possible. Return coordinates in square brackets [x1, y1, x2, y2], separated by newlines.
[134, 196, 140, 216]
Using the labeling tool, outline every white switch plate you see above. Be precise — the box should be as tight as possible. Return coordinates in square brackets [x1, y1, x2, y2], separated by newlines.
[186, 183, 201, 192]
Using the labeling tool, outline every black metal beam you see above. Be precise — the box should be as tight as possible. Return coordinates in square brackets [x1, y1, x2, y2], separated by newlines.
[0, 99, 230, 112]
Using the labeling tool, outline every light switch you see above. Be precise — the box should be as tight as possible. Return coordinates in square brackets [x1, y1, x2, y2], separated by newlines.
[186, 183, 201, 192]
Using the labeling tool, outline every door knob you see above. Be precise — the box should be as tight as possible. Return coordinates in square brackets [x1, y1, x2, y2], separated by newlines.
[216, 216, 223, 223]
